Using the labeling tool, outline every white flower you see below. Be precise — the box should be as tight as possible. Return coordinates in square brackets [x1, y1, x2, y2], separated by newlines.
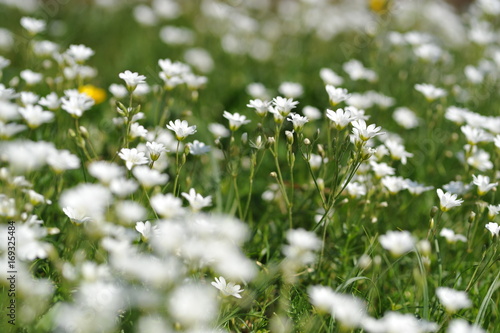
[0, 122, 26, 138]
[132, 166, 168, 188]
[278, 82, 303, 98]
[330, 292, 367, 329]
[436, 287, 471, 313]
[211, 276, 244, 298]
[320, 68, 343, 86]
[384, 139, 413, 165]
[494, 134, 500, 149]
[467, 148, 493, 171]
[343, 59, 378, 82]
[325, 85, 350, 106]
[88, 161, 125, 184]
[272, 96, 299, 116]
[382, 176, 408, 195]
[39, 92, 61, 110]
[283, 228, 321, 266]
[181, 188, 212, 211]
[461, 125, 492, 145]
[415, 83, 447, 101]
[287, 113, 308, 131]
[302, 106, 322, 120]
[437, 189, 464, 212]
[326, 108, 354, 130]
[109, 84, 128, 99]
[19, 104, 54, 129]
[62, 206, 92, 224]
[0, 56, 10, 70]
[246, 82, 268, 99]
[65, 44, 95, 63]
[379, 230, 415, 257]
[223, 111, 251, 131]
[363, 312, 438, 333]
[485, 222, 500, 237]
[472, 174, 497, 195]
[346, 182, 366, 198]
[168, 284, 218, 328]
[370, 161, 395, 178]
[20, 17, 46, 35]
[119, 70, 146, 91]
[405, 180, 434, 195]
[440, 228, 467, 243]
[135, 221, 158, 241]
[61, 91, 95, 118]
[20, 69, 43, 85]
[146, 141, 167, 161]
[129, 122, 148, 139]
[188, 140, 211, 155]
[115, 200, 146, 225]
[60, 184, 112, 222]
[351, 119, 385, 142]
[150, 193, 184, 218]
[487, 204, 500, 219]
[118, 148, 149, 170]
[166, 119, 197, 141]
[109, 178, 138, 197]
[393, 107, 420, 129]
[246, 99, 269, 117]
[447, 319, 485, 333]
[47, 150, 80, 173]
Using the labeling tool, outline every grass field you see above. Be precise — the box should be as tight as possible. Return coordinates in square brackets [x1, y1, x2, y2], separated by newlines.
[0, 0, 499, 332]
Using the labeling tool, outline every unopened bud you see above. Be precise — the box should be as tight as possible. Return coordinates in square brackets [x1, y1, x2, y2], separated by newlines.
[68, 129, 76, 138]
[317, 178, 325, 192]
[468, 211, 476, 224]
[304, 138, 311, 145]
[266, 136, 275, 148]
[79, 126, 89, 139]
[430, 206, 438, 218]
[270, 171, 277, 178]
[241, 132, 248, 144]
[285, 130, 294, 144]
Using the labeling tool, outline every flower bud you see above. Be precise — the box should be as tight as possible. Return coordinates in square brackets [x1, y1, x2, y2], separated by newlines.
[468, 211, 476, 224]
[430, 206, 439, 218]
[79, 126, 89, 139]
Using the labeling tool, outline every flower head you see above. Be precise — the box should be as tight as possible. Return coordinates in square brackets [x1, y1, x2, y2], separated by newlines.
[436, 188, 464, 212]
[211, 276, 244, 298]
[325, 85, 350, 106]
[247, 99, 269, 117]
[20, 17, 46, 35]
[485, 222, 500, 237]
[436, 287, 471, 313]
[472, 174, 497, 195]
[272, 96, 299, 116]
[287, 113, 308, 132]
[118, 148, 149, 170]
[351, 119, 385, 142]
[379, 230, 415, 257]
[181, 188, 212, 211]
[415, 83, 447, 101]
[166, 119, 197, 141]
[223, 111, 251, 131]
[119, 70, 146, 92]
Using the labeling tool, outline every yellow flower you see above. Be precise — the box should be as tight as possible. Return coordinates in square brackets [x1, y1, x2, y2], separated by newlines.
[369, 0, 391, 13]
[78, 84, 106, 104]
